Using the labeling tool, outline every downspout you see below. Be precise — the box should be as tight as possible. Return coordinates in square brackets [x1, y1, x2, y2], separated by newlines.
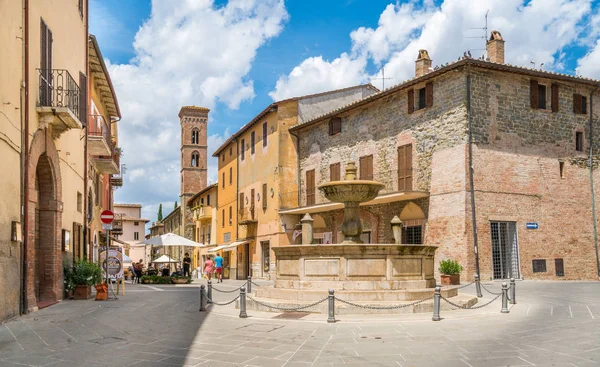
[83, 1, 89, 260]
[22, 0, 30, 315]
[467, 69, 481, 279]
[589, 86, 600, 278]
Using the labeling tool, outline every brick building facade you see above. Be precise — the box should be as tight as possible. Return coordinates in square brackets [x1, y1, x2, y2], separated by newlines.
[289, 31, 600, 281]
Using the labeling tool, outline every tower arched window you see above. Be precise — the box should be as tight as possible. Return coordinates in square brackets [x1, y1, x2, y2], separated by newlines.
[191, 129, 199, 144]
[191, 152, 199, 167]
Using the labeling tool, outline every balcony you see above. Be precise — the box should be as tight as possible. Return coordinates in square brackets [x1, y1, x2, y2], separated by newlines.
[238, 207, 257, 225]
[111, 214, 123, 235]
[194, 206, 212, 221]
[88, 114, 113, 156]
[110, 175, 123, 188]
[36, 69, 84, 136]
[93, 149, 120, 174]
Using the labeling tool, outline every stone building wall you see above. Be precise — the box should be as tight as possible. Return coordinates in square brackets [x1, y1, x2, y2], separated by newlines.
[467, 69, 600, 280]
[297, 71, 468, 206]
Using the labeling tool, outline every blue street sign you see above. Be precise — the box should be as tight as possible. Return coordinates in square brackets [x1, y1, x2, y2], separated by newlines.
[526, 222, 538, 229]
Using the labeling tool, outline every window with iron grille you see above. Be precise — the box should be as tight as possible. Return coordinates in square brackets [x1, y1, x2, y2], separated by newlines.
[402, 226, 422, 244]
[134, 232, 139, 240]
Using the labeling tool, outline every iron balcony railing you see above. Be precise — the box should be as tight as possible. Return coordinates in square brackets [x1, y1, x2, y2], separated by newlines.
[88, 114, 114, 149]
[38, 69, 82, 121]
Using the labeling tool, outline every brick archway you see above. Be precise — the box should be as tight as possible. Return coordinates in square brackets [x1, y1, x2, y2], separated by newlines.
[26, 129, 62, 310]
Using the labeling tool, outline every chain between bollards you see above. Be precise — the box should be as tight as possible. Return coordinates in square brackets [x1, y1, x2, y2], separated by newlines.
[199, 285, 207, 312]
[239, 286, 248, 318]
[510, 278, 516, 305]
[247, 276, 252, 294]
[432, 285, 441, 321]
[475, 274, 483, 298]
[501, 282, 509, 313]
[207, 280, 213, 304]
[327, 289, 336, 323]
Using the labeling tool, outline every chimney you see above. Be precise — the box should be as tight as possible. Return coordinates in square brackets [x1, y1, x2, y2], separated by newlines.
[487, 30, 504, 64]
[415, 50, 432, 78]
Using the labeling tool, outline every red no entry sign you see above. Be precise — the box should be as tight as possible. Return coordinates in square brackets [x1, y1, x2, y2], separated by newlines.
[101, 210, 114, 224]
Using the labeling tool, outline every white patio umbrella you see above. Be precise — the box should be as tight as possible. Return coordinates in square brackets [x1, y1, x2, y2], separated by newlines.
[152, 254, 179, 264]
[139, 233, 205, 247]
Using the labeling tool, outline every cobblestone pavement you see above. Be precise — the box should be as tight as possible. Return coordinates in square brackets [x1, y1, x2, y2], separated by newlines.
[0, 279, 599, 367]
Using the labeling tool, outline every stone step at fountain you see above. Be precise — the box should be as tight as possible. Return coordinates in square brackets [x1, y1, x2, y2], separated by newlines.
[254, 286, 458, 302]
[274, 279, 435, 291]
[243, 293, 478, 315]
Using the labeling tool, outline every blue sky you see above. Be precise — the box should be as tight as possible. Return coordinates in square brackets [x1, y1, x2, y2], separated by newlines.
[90, 0, 600, 226]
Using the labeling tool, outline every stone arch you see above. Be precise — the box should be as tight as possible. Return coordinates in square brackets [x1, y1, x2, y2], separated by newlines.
[400, 201, 425, 221]
[26, 128, 62, 310]
[313, 214, 326, 229]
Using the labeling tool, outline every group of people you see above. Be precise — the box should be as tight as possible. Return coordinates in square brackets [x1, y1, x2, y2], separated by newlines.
[203, 254, 224, 283]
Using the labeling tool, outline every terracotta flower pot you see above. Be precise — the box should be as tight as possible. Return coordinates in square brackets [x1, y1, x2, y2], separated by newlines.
[440, 274, 460, 286]
[73, 285, 91, 300]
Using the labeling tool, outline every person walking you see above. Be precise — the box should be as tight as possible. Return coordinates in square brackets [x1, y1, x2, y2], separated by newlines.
[133, 260, 143, 284]
[214, 253, 224, 283]
[203, 256, 214, 281]
[183, 253, 192, 277]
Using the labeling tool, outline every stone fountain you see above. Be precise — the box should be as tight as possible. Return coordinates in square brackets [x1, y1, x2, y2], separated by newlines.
[246, 162, 477, 314]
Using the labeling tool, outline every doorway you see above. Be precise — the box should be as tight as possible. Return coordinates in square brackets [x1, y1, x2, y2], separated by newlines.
[261, 241, 270, 278]
[490, 221, 521, 279]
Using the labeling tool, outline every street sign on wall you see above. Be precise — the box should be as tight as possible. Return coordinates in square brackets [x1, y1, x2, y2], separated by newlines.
[526, 222, 539, 229]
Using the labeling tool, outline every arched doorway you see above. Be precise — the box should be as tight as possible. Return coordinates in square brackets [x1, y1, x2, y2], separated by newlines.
[26, 130, 62, 310]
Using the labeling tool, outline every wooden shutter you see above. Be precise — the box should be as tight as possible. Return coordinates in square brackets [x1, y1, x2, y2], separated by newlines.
[551, 84, 559, 113]
[79, 72, 87, 126]
[251, 188, 255, 208]
[425, 82, 433, 108]
[530, 80, 539, 109]
[330, 163, 340, 181]
[239, 193, 244, 210]
[306, 170, 315, 206]
[398, 145, 413, 191]
[360, 155, 373, 180]
[573, 93, 582, 114]
[407, 89, 414, 114]
[368, 155, 373, 180]
[262, 183, 267, 209]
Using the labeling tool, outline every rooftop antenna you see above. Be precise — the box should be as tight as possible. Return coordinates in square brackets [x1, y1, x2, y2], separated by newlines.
[466, 10, 489, 53]
[372, 66, 393, 91]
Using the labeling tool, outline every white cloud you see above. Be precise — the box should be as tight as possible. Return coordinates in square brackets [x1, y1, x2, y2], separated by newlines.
[577, 39, 600, 78]
[270, 0, 595, 99]
[100, 0, 288, 223]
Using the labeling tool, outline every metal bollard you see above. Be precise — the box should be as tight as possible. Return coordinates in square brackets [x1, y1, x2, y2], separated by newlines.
[247, 276, 252, 294]
[475, 274, 483, 298]
[501, 282, 509, 313]
[510, 278, 516, 305]
[207, 280, 213, 304]
[432, 285, 441, 321]
[239, 287, 248, 318]
[327, 289, 336, 323]
[200, 285, 207, 312]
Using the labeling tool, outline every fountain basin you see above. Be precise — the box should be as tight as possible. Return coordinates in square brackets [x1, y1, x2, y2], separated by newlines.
[271, 244, 436, 290]
[318, 180, 385, 203]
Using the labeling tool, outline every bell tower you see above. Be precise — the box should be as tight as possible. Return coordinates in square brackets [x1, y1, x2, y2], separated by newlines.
[179, 106, 208, 239]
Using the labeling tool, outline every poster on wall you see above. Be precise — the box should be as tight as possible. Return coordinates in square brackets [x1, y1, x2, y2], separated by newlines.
[99, 247, 124, 279]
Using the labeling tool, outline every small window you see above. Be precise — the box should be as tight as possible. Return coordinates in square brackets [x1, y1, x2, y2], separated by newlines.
[192, 129, 199, 144]
[229, 167, 233, 185]
[263, 122, 268, 147]
[555, 258, 565, 277]
[201, 198, 204, 205]
[262, 183, 267, 209]
[329, 117, 341, 135]
[207, 195, 210, 206]
[402, 226, 422, 244]
[222, 172, 225, 188]
[241, 139, 245, 160]
[239, 192, 245, 210]
[576, 132, 584, 152]
[77, 192, 82, 213]
[573, 94, 587, 114]
[559, 161, 565, 178]
[330, 163, 341, 181]
[134, 232, 139, 241]
[359, 155, 373, 180]
[538, 84, 547, 109]
[229, 146, 232, 156]
[532, 259, 547, 273]
[222, 209, 225, 228]
[417, 87, 427, 110]
[134, 221, 139, 226]
[251, 132, 255, 154]
[191, 152, 199, 167]
[229, 206, 232, 225]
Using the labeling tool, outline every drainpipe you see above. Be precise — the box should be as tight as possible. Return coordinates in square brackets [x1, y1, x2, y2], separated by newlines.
[467, 70, 481, 279]
[589, 86, 600, 278]
[22, 0, 30, 315]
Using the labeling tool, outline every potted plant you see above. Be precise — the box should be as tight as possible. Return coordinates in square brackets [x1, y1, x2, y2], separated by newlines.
[171, 275, 191, 284]
[439, 259, 463, 286]
[70, 260, 102, 300]
[63, 263, 75, 299]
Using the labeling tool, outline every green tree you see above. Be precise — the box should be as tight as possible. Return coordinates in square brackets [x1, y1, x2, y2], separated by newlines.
[174, 201, 178, 210]
[157, 203, 163, 221]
